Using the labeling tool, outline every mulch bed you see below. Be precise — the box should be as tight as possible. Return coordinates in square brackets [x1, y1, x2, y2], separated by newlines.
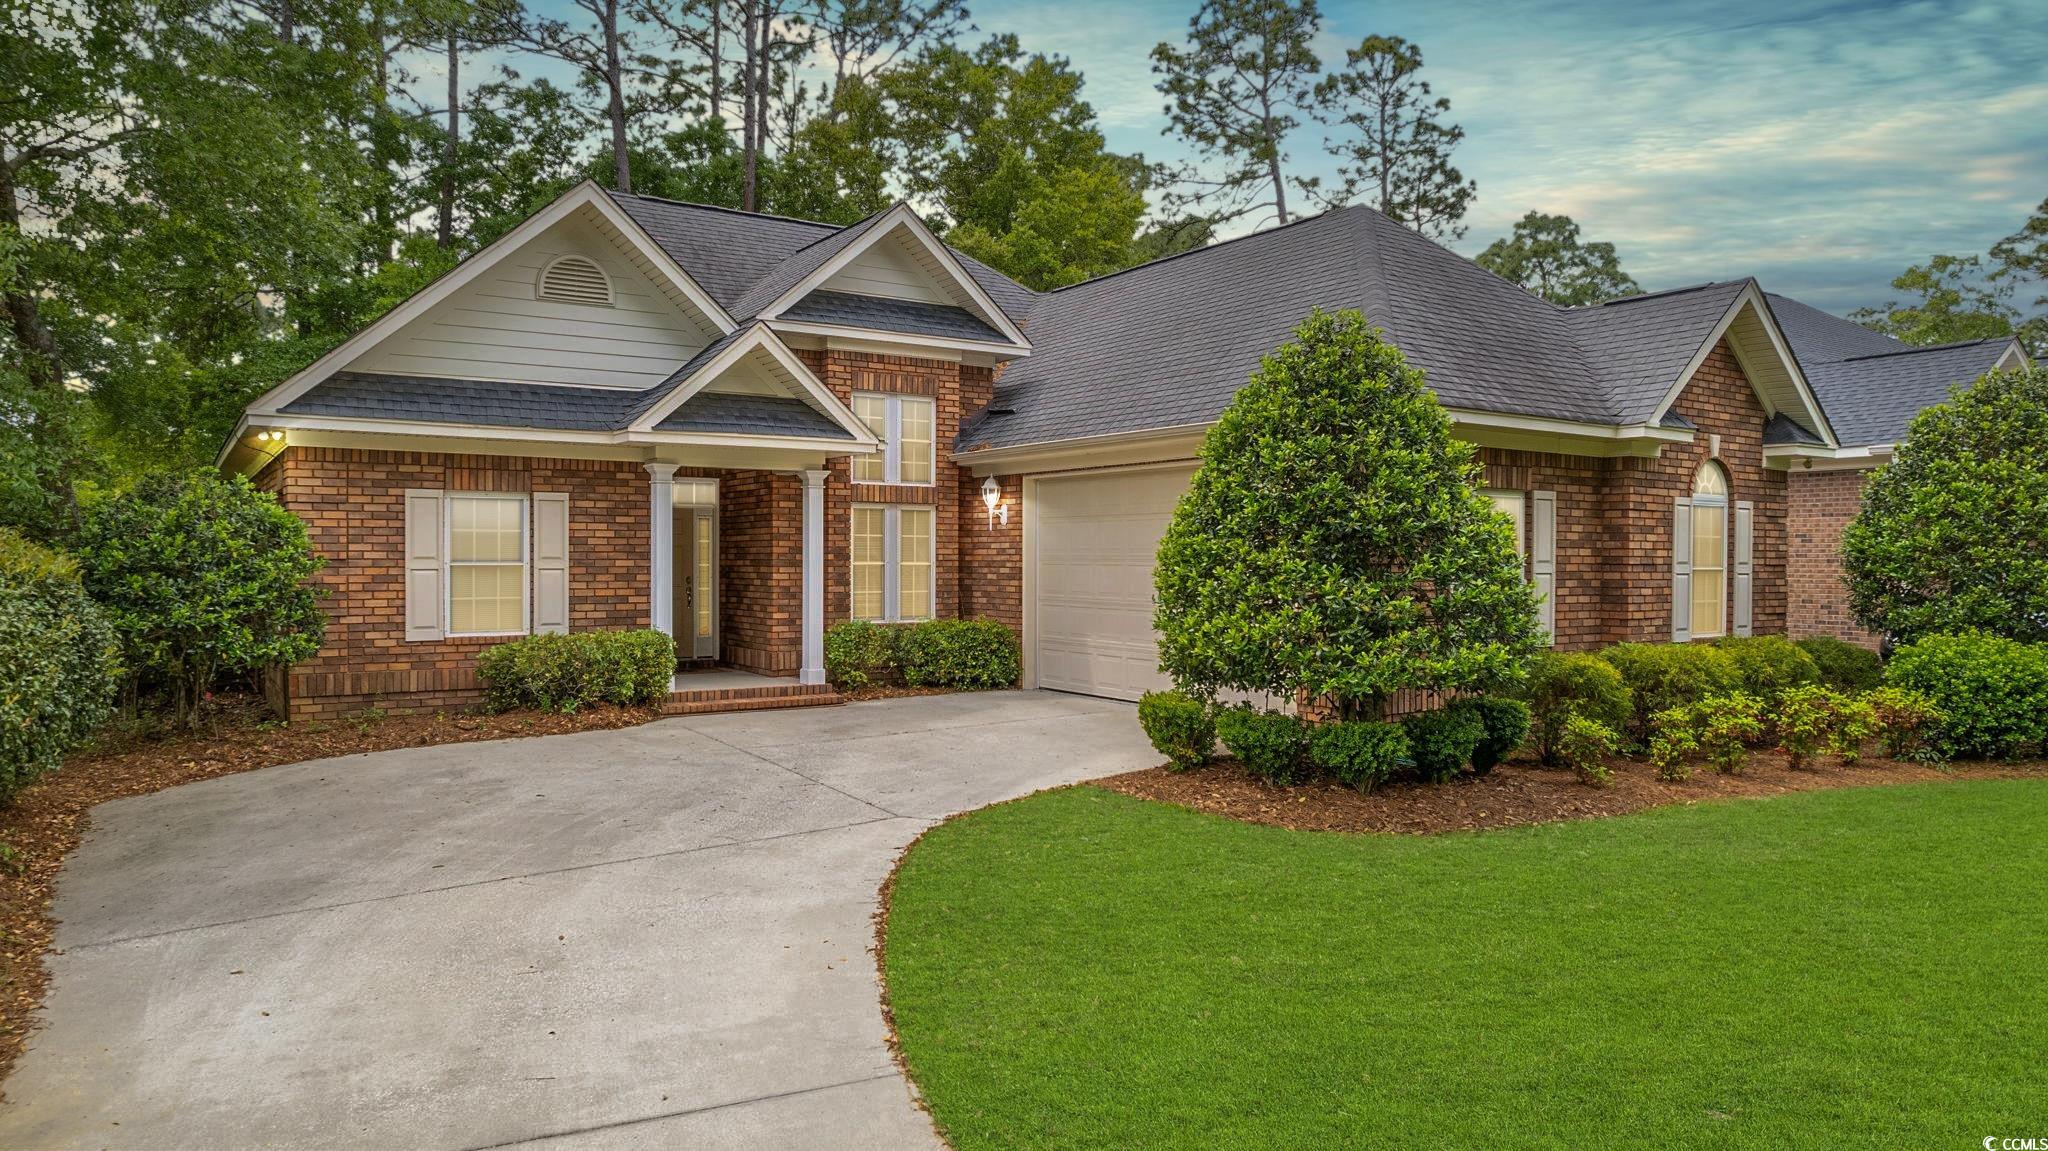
[838, 684, 957, 703]
[0, 695, 661, 1097]
[1096, 750, 2044, 836]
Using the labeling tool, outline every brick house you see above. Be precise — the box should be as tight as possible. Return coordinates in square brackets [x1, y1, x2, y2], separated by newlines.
[223, 182, 2026, 717]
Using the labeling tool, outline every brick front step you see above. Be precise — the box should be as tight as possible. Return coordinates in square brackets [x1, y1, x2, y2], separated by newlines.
[659, 682, 840, 716]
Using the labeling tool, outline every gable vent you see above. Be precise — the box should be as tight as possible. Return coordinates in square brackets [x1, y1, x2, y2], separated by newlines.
[537, 255, 613, 306]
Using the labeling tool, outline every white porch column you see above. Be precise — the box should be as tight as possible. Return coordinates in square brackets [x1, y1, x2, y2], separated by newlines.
[800, 468, 828, 686]
[645, 462, 678, 641]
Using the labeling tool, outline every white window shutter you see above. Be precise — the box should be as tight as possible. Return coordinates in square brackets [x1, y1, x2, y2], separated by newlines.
[1733, 500, 1754, 638]
[533, 492, 570, 635]
[1531, 490, 1557, 643]
[1672, 497, 1693, 642]
[404, 489, 445, 642]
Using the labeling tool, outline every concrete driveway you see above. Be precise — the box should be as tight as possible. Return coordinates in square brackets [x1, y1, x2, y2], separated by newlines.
[0, 691, 1152, 1150]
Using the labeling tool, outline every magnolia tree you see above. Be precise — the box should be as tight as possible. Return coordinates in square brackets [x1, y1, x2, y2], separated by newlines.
[1154, 308, 1543, 719]
[1843, 365, 2048, 644]
[80, 470, 326, 726]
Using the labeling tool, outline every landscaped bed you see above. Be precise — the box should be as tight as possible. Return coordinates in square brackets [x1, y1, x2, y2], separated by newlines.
[883, 778, 2048, 1150]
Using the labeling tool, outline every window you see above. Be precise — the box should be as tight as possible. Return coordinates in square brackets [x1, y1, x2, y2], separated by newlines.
[448, 494, 527, 635]
[1484, 490, 1526, 565]
[851, 504, 934, 622]
[852, 395, 887, 483]
[1690, 462, 1729, 639]
[849, 392, 935, 486]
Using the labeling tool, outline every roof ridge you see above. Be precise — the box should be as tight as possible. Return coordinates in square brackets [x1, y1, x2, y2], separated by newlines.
[607, 189, 841, 231]
[1837, 337, 2008, 362]
[1045, 204, 1364, 294]
[1591, 280, 1730, 308]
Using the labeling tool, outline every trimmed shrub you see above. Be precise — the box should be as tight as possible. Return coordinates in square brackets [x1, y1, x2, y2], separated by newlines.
[1557, 713, 1618, 787]
[1648, 693, 1765, 781]
[0, 530, 120, 799]
[1775, 684, 1876, 770]
[1598, 642, 1740, 743]
[1139, 690, 1215, 771]
[1865, 686, 1945, 763]
[1714, 636, 1819, 705]
[1519, 652, 1631, 767]
[1152, 308, 1543, 717]
[1401, 705, 1484, 783]
[1796, 635, 1883, 693]
[1216, 708, 1313, 785]
[824, 621, 902, 689]
[1884, 633, 2048, 760]
[1457, 697, 1530, 776]
[898, 619, 1021, 690]
[477, 629, 674, 713]
[1309, 719, 1409, 792]
[78, 470, 325, 726]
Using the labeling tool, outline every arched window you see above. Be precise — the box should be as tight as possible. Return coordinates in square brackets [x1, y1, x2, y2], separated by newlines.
[536, 254, 614, 306]
[1689, 461, 1729, 638]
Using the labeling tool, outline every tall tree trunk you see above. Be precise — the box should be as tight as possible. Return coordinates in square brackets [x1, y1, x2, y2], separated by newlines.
[740, 0, 758, 211]
[438, 25, 460, 247]
[278, 0, 294, 43]
[1256, 89, 1287, 226]
[709, 0, 723, 121]
[602, 0, 631, 192]
[0, 158, 63, 391]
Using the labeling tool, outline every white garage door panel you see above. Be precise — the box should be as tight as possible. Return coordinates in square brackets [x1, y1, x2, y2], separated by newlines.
[1032, 466, 1194, 701]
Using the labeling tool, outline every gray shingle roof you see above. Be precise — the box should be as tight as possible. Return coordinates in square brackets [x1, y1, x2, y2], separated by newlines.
[726, 208, 897, 320]
[781, 289, 1008, 342]
[1762, 293, 2017, 447]
[284, 361, 849, 440]
[609, 193, 838, 312]
[654, 392, 853, 439]
[284, 372, 643, 430]
[958, 206, 1753, 452]
[1763, 412, 1825, 445]
[1803, 340, 2014, 446]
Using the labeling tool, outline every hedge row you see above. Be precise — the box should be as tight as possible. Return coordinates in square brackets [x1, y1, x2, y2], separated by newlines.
[476, 629, 675, 713]
[824, 619, 1020, 691]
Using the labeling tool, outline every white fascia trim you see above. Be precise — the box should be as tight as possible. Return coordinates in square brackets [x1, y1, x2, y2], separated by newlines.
[1646, 281, 1840, 448]
[952, 421, 1214, 469]
[768, 319, 1030, 359]
[1446, 407, 1694, 442]
[626, 325, 878, 446]
[754, 203, 1032, 349]
[239, 411, 874, 454]
[1764, 442, 1892, 471]
[243, 182, 737, 419]
[1995, 339, 2030, 371]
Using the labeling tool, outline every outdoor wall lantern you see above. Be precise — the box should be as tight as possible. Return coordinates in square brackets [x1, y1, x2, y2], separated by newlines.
[981, 476, 1009, 529]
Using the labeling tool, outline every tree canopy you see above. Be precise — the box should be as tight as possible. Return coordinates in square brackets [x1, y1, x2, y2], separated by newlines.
[1474, 212, 1642, 306]
[1153, 309, 1544, 718]
[1842, 365, 2048, 646]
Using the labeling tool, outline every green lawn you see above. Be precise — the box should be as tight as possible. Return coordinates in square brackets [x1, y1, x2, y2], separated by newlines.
[884, 781, 2048, 1150]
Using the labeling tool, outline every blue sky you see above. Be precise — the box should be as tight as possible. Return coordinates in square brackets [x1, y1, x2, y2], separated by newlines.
[501, 0, 2048, 314]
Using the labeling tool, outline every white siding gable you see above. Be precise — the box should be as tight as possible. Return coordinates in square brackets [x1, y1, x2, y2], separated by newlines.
[348, 215, 716, 389]
[820, 228, 954, 305]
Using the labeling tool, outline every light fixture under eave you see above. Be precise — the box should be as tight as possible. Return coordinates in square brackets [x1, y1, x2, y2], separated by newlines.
[980, 476, 1008, 530]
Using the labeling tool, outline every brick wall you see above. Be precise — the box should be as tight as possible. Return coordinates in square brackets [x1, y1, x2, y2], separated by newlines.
[719, 469, 803, 673]
[259, 447, 651, 720]
[1787, 467, 1879, 648]
[959, 473, 1022, 630]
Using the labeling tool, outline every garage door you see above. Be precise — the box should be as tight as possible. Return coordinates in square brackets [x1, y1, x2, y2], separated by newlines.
[1030, 465, 1195, 700]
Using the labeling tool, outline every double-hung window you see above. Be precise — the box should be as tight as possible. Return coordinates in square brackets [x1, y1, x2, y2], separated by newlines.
[447, 494, 528, 635]
[1689, 462, 1729, 639]
[850, 392, 934, 485]
[851, 504, 933, 622]
[1484, 490, 1527, 566]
